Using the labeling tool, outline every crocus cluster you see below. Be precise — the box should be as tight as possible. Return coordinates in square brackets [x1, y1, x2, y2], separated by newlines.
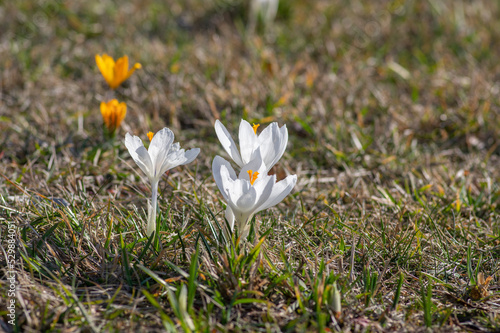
[124, 119, 296, 240]
[213, 120, 297, 239]
[95, 54, 141, 136]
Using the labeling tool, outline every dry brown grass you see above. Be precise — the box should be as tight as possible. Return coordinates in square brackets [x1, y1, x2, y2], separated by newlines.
[1, 0, 500, 332]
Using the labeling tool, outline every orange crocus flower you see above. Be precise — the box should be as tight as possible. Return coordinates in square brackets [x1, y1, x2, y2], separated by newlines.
[100, 99, 127, 134]
[95, 54, 141, 89]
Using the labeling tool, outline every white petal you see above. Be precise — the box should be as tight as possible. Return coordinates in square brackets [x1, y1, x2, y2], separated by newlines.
[257, 123, 288, 172]
[257, 122, 277, 165]
[212, 156, 237, 203]
[234, 183, 257, 212]
[213, 156, 237, 181]
[278, 124, 289, 159]
[215, 120, 244, 167]
[125, 132, 143, 152]
[148, 128, 175, 178]
[155, 143, 179, 175]
[181, 148, 200, 165]
[251, 173, 275, 211]
[157, 145, 200, 175]
[239, 120, 259, 165]
[225, 206, 235, 232]
[224, 177, 248, 207]
[257, 174, 297, 212]
[170, 142, 181, 152]
[238, 149, 265, 179]
[229, 174, 274, 231]
[125, 133, 153, 178]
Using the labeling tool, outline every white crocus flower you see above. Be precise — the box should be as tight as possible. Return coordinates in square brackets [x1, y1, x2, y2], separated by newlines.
[125, 128, 200, 236]
[249, 0, 279, 31]
[214, 119, 287, 173]
[212, 152, 296, 239]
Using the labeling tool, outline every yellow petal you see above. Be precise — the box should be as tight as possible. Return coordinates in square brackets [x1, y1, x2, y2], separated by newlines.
[112, 56, 129, 88]
[96, 54, 115, 88]
[115, 102, 127, 128]
[125, 62, 141, 80]
[100, 101, 111, 130]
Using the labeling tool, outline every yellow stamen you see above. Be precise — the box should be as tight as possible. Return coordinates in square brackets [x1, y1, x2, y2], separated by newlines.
[252, 123, 260, 134]
[247, 170, 259, 185]
[100, 99, 127, 133]
[147, 131, 154, 141]
[95, 54, 141, 90]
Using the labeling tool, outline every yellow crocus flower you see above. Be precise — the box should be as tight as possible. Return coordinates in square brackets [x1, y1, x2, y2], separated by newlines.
[100, 99, 127, 134]
[95, 54, 141, 89]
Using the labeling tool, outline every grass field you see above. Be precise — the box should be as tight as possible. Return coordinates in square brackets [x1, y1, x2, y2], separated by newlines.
[1, 0, 500, 331]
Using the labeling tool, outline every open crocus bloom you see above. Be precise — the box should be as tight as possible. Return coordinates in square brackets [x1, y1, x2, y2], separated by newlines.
[212, 152, 297, 239]
[125, 128, 200, 184]
[215, 119, 288, 173]
[96, 54, 142, 89]
[125, 128, 200, 236]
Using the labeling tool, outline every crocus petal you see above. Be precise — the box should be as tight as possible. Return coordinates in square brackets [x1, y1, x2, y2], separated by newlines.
[96, 54, 115, 87]
[215, 120, 244, 167]
[257, 174, 297, 212]
[114, 56, 129, 87]
[239, 120, 259, 165]
[157, 142, 182, 175]
[213, 156, 237, 180]
[278, 125, 288, 160]
[157, 146, 200, 175]
[258, 123, 288, 172]
[248, 173, 275, 214]
[100, 101, 111, 128]
[124, 62, 142, 81]
[181, 148, 200, 165]
[225, 206, 235, 232]
[116, 102, 127, 128]
[232, 180, 257, 212]
[212, 156, 238, 203]
[149, 128, 175, 154]
[238, 148, 266, 180]
[125, 133, 153, 178]
[148, 128, 175, 179]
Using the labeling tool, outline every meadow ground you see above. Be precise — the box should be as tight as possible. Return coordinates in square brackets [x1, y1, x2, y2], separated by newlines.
[1, 0, 500, 332]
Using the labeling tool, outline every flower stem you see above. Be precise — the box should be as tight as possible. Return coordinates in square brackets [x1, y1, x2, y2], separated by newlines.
[147, 180, 159, 237]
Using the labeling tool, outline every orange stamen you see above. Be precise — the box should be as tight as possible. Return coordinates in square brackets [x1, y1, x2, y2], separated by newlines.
[252, 123, 260, 134]
[247, 170, 259, 185]
[147, 131, 154, 141]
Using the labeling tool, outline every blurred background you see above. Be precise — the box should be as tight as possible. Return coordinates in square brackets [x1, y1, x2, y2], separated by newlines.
[1, 0, 500, 190]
